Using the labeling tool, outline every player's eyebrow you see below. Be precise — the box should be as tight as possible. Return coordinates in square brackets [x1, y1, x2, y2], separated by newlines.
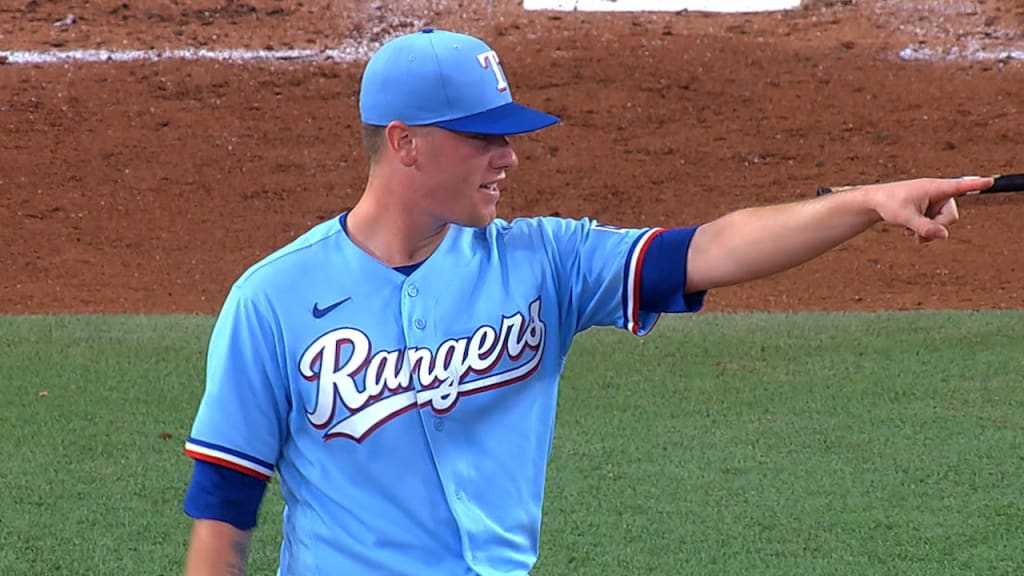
[450, 131, 513, 146]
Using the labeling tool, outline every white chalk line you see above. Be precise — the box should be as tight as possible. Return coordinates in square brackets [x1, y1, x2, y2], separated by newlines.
[899, 45, 1024, 62]
[523, 0, 801, 11]
[0, 47, 374, 65]
[4, 46, 1021, 66]
[1, 39, 1022, 67]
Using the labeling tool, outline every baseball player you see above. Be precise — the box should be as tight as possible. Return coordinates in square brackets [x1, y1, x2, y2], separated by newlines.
[182, 28, 989, 575]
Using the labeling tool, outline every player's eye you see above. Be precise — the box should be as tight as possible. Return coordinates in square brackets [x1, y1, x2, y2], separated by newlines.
[451, 131, 510, 146]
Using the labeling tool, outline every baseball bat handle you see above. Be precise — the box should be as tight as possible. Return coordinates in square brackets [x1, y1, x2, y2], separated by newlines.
[815, 172, 1024, 196]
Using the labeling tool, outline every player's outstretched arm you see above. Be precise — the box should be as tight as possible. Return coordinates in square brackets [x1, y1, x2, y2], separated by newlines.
[683, 177, 992, 294]
[184, 519, 252, 576]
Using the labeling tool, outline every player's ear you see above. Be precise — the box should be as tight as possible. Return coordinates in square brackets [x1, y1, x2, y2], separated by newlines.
[384, 121, 417, 167]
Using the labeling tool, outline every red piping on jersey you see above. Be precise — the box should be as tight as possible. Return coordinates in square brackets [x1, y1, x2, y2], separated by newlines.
[631, 228, 664, 335]
[185, 449, 272, 482]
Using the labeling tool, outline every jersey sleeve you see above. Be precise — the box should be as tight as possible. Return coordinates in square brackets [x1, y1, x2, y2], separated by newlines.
[541, 217, 703, 337]
[184, 282, 288, 481]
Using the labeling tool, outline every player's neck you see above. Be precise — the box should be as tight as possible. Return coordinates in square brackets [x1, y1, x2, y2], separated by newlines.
[346, 192, 448, 268]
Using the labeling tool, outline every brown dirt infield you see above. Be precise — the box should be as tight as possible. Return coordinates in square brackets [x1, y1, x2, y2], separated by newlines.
[2, 0, 1023, 315]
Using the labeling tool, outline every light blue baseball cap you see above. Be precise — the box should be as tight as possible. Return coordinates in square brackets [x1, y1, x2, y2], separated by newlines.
[359, 29, 560, 135]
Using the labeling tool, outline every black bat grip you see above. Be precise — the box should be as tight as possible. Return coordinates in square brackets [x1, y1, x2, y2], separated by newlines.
[987, 174, 1024, 194]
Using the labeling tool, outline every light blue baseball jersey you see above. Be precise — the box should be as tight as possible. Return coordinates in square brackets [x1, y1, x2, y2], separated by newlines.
[185, 215, 703, 575]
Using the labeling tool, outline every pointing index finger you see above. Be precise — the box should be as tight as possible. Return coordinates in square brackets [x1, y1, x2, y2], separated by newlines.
[952, 176, 995, 196]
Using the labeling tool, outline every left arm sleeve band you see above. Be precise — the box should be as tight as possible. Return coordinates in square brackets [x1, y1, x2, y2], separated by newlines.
[638, 226, 707, 313]
[183, 459, 268, 531]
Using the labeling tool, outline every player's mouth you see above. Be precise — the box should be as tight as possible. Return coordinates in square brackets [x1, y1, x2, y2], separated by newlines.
[478, 180, 501, 198]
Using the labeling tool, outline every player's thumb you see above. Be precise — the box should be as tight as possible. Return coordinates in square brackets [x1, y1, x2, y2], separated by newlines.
[907, 214, 949, 241]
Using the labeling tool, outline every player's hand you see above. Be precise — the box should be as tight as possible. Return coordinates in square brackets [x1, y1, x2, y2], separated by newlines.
[864, 177, 992, 243]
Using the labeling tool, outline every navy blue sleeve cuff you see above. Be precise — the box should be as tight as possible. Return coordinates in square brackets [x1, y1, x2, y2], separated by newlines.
[183, 459, 268, 531]
[638, 226, 707, 313]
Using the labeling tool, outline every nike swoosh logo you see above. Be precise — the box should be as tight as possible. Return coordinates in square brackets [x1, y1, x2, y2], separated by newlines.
[312, 297, 351, 319]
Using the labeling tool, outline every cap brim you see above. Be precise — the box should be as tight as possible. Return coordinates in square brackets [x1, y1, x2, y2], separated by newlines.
[434, 102, 560, 136]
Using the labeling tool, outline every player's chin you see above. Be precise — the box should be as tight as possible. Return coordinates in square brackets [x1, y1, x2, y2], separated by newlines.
[468, 194, 499, 226]
[466, 208, 497, 228]
[457, 204, 498, 228]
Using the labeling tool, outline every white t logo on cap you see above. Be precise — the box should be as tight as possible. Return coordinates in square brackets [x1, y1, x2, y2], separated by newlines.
[477, 50, 508, 93]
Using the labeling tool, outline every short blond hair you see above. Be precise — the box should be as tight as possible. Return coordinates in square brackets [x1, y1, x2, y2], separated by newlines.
[361, 123, 386, 163]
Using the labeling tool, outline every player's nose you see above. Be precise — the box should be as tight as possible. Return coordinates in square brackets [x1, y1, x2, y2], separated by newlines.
[491, 145, 518, 170]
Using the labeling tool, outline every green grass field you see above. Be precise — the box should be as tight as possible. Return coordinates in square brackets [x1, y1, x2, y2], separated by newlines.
[1, 312, 1022, 575]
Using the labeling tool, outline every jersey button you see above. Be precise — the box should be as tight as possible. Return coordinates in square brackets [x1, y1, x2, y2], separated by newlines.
[433, 418, 444, 431]
[414, 318, 426, 330]
[406, 285, 419, 297]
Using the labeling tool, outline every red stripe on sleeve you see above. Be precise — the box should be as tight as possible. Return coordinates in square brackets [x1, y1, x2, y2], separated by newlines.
[631, 229, 664, 335]
[184, 449, 272, 482]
